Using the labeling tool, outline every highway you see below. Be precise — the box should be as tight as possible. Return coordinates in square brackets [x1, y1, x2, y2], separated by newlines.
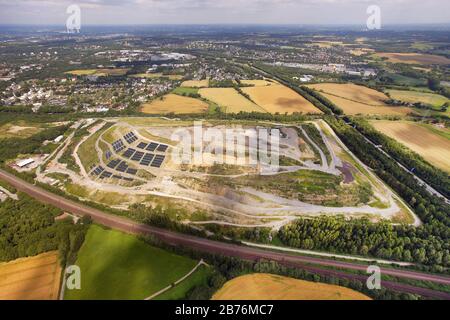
[1, 168, 450, 299]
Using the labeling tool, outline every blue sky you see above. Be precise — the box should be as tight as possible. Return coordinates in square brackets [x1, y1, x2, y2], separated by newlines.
[0, 0, 449, 25]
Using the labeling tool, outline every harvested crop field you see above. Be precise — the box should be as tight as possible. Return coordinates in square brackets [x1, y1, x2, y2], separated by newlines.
[0, 251, 62, 300]
[307, 83, 412, 115]
[375, 52, 450, 65]
[129, 73, 183, 80]
[212, 274, 371, 300]
[65, 68, 129, 76]
[181, 80, 209, 88]
[240, 79, 277, 87]
[242, 84, 322, 114]
[386, 89, 449, 108]
[199, 88, 266, 113]
[141, 94, 209, 114]
[370, 120, 450, 173]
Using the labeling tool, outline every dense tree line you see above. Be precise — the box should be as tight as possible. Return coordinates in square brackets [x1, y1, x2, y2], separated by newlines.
[0, 124, 70, 163]
[279, 215, 449, 267]
[347, 117, 450, 198]
[0, 193, 90, 265]
[300, 86, 344, 115]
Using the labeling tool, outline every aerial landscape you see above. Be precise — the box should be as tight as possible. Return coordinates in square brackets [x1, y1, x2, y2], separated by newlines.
[0, 0, 449, 308]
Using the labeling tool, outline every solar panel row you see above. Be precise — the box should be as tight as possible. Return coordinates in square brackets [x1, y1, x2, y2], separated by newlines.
[107, 159, 121, 169]
[131, 151, 144, 162]
[124, 132, 138, 144]
[126, 168, 137, 175]
[151, 155, 165, 168]
[100, 171, 112, 179]
[112, 139, 125, 152]
[137, 142, 147, 149]
[140, 153, 154, 166]
[92, 166, 104, 176]
[146, 142, 158, 152]
[123, 148, 136, 159]
[156, 144, 168, 152]
[116, 161, 128, 173]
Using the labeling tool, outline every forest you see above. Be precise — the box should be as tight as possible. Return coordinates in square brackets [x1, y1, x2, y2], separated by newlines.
[0, 192, 90, 266]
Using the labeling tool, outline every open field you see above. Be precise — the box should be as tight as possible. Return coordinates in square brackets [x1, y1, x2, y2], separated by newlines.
[0, 251, 62, 300]
[307, 83, 412, 115]
[374, 53, 450, 65]
[0, 122, 43, 139]
[141, 93, 209, 114]
[240, 79, 277, 87]
[386, 89, 449, 108]
[65, 68, 130, 77]
[199, 87, 266, 113]
[172, 87, 200, 95]
[212, 274, 371, 300]
[370, 120, 450, 173]
[242, 84, 321, 114]
[65, 225, 208, 300]
[181, 80, 209, 88]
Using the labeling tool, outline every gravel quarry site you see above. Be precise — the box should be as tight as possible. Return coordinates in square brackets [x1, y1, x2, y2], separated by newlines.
[36, 117, 418, 231]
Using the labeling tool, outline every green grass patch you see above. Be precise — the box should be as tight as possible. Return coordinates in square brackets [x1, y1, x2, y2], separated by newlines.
[172, 87, 199, 96]
[77, 123, 113, 172]
[64, 225, 207, 300]
[154, 265, 212, 300]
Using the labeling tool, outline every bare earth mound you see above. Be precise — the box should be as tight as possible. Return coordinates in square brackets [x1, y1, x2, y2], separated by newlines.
[0, 251, 62, 300]
[371, 120, 450, 173]
[307, 83, 412, 115]
[199, 88, 265, 113]
[141, 94, 209, 114]
[212, 274, 371, 300]
[242, 84, 322, 114]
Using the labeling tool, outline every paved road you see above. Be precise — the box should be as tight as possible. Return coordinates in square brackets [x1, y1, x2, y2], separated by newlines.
[1, 169, 449, 299]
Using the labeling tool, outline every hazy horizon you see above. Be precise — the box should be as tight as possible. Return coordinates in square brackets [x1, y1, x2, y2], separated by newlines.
[0, 0, 449, 26]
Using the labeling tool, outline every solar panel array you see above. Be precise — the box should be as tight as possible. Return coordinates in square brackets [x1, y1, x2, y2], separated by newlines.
[126, 168, 138, 175]
[151, 155, 165, 168]
[124, 132, 138, 144]
[146, 142, 158, 152]
[92, 166, 104, 176]
[116, 161, 128, 173]
[107, 159, 121, 169]
[123, 177, 134, 182]
[131, 151, 144, 162]
[156, 144, 169, 152]
[105, 151, 112, 160]
[123, 148, 136, 159]
[137, 142, 148, 150]
[100, 171, 112, 179]
[140, 153, 155, 166]
[112, 139, 125, 152]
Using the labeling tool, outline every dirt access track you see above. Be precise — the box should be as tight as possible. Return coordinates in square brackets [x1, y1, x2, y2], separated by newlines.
[0, 169, 449, 299]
